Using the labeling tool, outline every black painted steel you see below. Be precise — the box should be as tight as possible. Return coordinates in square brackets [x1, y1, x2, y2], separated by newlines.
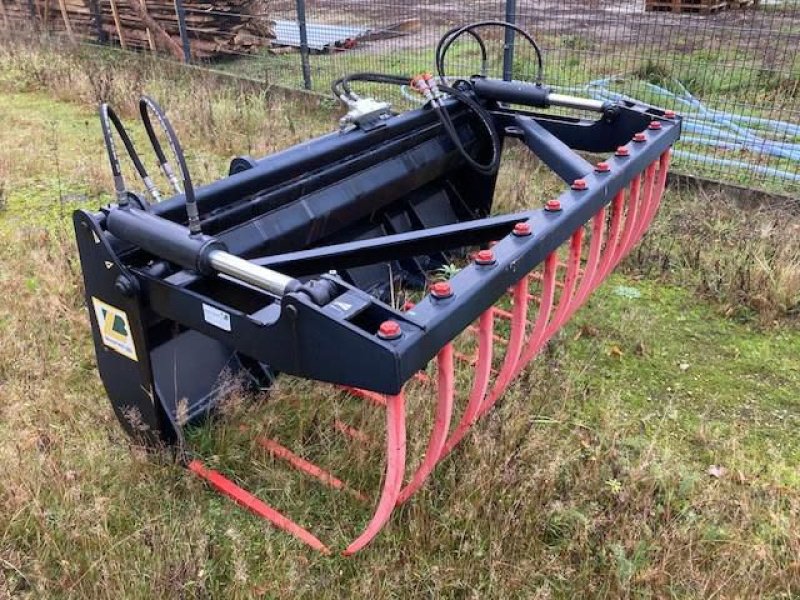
[74, 85, 680, 445]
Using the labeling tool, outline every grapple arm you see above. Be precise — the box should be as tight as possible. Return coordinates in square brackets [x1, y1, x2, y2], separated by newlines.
[74, 75, 679, 554]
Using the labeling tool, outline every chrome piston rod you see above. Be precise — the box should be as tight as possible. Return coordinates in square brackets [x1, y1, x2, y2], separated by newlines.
[207, 250, 299, 297]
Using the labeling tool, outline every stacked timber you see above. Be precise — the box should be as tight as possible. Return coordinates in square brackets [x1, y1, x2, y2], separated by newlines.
[0, 0, 274, 59]
[645, 0, 760, 12]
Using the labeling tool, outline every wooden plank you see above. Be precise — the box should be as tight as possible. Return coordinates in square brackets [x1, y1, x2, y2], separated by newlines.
[107, 0, 126, 48]
[57, 0, 74, 39]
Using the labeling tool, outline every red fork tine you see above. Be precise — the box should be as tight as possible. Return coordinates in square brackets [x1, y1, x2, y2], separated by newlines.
[630, 161, 658, 247]
[333, 419, 372, 445]
[613, 173, 642, 266]
[477, 275, 531, 417]
[439, 308, 495, 459]
[255, 436, 367, 501]
[188, 460, 331, 554]
[397, 343, 455, 504]
[633, 151, 671, 247]
[508, 251, 558, 384]
[343, 392, 406, 556]
[596, 190, 626, 283]
[545, 227, 585, 338]
[341, 386, 387, 407]
[573, 206, 607, 308]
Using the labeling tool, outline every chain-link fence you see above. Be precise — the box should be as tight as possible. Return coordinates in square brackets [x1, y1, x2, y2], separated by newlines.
[1, 0, 799, 194]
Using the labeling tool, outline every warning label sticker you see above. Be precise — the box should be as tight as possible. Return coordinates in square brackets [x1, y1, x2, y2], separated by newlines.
[91, 297, 138, 362]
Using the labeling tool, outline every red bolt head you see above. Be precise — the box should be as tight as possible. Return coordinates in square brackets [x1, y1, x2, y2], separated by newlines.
[615, 146, 630, 157]
[545, 199, 562, 212]
[595, 161, 611, 173]
[402, 300, 416, 311]
[664, 109, 676, 119]
[378, 320, 401, 340]
[512, 222, 532, 236]
[475, 249, 496, 265]
[571, 178, 588, 191]
[649, 121, 662, 130]
[430, 281, 453, 299]
[633, 132, 647, 143]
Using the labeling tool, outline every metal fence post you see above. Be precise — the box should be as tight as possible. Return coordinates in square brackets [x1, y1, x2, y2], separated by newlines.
[174, 0, 192, 63]
[89, 0, 107, 43]
[27, 0, 38, 31]
[295, 0, 313, 91]
[502, 0, 517, 81]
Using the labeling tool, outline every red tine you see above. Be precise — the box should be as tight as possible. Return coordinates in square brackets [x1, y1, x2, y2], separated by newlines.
[545, 227, 584, 338]
[343, 393, 406, 555]
[188, 460, 331, 554]
[439, 308, 495, 459]
[628, 161, 658, 251]
[478, 275, 530, 416]
[255, 437, 367, 501]
[454, 350, 478, 365]
[562, 207, 607, 325]
[632, 152, 671, 247]
[397, 343, 455, 503]
[612, 173, 642, 267]
[509, 251, 558, 383]
[492, 306, 514, 321]
[596, 190, 626, 283]
[342, 386, 387, 407]
[333, 419, 371, 444]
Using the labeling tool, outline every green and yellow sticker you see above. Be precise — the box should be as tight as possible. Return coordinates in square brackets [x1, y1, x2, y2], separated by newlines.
[91, 297, 138, 362]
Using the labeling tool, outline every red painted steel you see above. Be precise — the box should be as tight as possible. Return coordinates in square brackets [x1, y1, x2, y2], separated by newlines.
[187, 460, 331, 553]
[192, 151, 672, 555]
[343, 392, 406, 555]
[255, 436, 367, 501]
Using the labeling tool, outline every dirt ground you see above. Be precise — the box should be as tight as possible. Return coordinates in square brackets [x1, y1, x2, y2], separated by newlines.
[268, 0, 800, 72]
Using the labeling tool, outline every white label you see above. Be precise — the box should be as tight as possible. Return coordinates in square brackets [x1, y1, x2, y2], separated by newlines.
[203, 303, 231, 332]
[91, 297, 138, 361]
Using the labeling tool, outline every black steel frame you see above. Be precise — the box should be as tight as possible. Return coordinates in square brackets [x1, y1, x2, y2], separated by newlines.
[74, 89, 679, 445]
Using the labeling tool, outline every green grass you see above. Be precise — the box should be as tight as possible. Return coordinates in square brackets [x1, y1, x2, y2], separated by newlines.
[1, 50, 800, 598]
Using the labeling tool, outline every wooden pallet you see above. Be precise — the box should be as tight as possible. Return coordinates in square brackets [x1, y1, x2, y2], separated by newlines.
[728, 0, 760, 8]
[645, 0, 728, 14]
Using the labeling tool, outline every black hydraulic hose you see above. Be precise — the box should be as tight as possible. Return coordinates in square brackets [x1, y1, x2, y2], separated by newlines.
[331, 70, 500, 175]
[434, 83, 501, 176]
[435, 26, 489, 79]
[135, 97, 201, 235]
[333, 71, 409, 102]
[139, 95, 183, 194]
[99, 103, 160, 206]
[435, 21, 545, 85]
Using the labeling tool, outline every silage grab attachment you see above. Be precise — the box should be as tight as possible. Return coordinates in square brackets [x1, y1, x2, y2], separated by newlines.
[73, 22, 680, 555]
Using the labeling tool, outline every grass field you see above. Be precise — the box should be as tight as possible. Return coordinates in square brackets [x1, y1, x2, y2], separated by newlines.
[1, 38, 799, 598]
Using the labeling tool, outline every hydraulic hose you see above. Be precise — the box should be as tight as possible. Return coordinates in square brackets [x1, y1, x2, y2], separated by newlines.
[435, 21, 545, 85]
[99, 103, 161, 206]
[139, 95, 184, 194]
[140, 98, 202, 235]
[434, 82, 501, 175]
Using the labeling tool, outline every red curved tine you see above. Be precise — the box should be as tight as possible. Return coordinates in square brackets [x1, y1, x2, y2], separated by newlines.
[343, 393, 406, 556]
[476, 275, 530, 418]
[397, 343, 455, 504]
[570, 207, 607, 311]
[255, 437, 368, 501]
[333, 419, 372, 445]
[188, 460, 331, 554]
[341, 386, 386, 407]
[439, 308, 495, 458]
[544, 227, 585, 337]
[612, 173, 642, 265]
[596, 190, 626, 282]
[632, 151, 671, 247]
[629, 161, 658, 248]
[508, 251, 559, 383]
